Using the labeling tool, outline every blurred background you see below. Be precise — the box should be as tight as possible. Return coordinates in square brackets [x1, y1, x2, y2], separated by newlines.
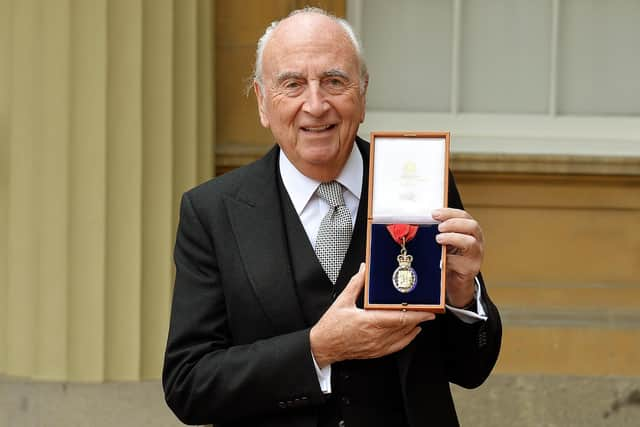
[1, 0, 639, 426]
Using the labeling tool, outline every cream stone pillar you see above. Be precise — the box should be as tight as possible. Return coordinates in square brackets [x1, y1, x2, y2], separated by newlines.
[0, 0, 215, 382]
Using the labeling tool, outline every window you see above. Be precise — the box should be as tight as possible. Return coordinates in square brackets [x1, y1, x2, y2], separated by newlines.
[349, 0, 640, 156]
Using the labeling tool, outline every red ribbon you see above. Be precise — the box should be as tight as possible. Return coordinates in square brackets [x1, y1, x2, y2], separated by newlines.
[386, 224, 418, 245]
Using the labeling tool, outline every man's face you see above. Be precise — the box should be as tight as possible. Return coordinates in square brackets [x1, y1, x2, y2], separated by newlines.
[254, 14, 367, 181]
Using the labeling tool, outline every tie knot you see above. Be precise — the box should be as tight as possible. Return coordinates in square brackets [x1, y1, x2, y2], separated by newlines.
[316, 181, 345, 208]
[316, 181, 344, 208]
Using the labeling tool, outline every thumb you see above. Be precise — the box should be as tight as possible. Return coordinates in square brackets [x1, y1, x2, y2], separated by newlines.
[336, 262, 366, 304]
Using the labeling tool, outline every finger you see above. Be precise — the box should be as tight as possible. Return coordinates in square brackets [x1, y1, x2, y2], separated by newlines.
[445, 254, 482, 277]
[436, 232, 478, 255]
[437, 218, 483, 242]
[396, 313, 436, 334]
[336, 262, 366, 303]
[369, 309, 435, 329]
[405, 310, 436, 324]
[407, 311, 436, 328]
[431, 208, 472, 222]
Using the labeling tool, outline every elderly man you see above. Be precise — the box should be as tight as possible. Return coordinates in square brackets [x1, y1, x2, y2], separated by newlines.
[163, 7, 501, 427]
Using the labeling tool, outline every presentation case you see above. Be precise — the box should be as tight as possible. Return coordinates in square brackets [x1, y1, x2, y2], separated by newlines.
[364, 132, 450, 312]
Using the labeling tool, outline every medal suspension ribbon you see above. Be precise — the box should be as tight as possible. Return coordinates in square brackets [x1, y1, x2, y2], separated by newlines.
[386, 224, 418, 253]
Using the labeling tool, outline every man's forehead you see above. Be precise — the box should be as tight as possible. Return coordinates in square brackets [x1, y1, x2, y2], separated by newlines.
[266, 14, 355, 58]
[274, 12, 344, 41]
[263, 15, 358, 78]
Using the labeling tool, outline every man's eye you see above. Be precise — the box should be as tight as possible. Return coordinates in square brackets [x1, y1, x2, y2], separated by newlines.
[323, 78, 347, 92]
[284, 81, 301, 89]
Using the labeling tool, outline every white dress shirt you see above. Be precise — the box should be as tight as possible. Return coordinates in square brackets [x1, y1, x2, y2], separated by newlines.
[278, 143, 487, 394]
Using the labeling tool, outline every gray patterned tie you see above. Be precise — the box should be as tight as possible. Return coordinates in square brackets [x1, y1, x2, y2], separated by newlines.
[314, 181, 353, 284]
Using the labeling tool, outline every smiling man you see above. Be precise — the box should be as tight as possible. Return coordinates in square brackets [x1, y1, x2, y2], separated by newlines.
[254, 12, 366, 182]
[163, 8, 501, 427]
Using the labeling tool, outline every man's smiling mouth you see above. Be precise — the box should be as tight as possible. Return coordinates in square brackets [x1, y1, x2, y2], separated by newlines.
[301, 124, 336, 132]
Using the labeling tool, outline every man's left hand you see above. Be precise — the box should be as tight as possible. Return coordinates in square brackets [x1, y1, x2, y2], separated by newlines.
[432, 208, 484, 308]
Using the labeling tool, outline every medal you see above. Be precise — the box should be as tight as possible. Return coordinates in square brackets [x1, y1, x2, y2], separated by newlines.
[386, 224, 419, 293]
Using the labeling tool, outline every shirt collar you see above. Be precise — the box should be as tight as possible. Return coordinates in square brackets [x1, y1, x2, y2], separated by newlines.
[279, 143, 363, 215]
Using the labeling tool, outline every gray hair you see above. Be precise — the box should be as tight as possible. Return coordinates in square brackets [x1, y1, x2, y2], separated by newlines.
[251, 7, 368, 94]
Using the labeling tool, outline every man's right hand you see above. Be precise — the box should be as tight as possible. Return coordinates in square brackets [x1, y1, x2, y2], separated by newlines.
[309, 263, 436, 368]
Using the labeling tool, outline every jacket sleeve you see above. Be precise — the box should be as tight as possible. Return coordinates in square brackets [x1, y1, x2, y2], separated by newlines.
[441, 172, 502, 389]
[442, 273, 502, 388]
[162, 192, 325, 425]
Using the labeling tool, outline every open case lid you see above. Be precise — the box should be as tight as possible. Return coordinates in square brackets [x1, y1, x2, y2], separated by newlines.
[369, 132, 450, 224]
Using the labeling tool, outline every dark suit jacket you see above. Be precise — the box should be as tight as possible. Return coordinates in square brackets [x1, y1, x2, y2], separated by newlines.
[163, 137, 501, 427]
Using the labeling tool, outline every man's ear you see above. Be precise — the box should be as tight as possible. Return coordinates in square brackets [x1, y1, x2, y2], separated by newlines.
[254, 82, 270, 128]
[359, 74, 369, 123]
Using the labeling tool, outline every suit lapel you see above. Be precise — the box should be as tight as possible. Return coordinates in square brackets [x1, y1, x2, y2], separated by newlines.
[224, 146, 306, 334]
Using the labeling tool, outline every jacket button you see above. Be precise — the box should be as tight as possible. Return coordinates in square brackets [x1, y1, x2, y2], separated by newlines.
[338, 420, 346, 427]
[341, 396, 350, 405]
[278, 401, 286, 409]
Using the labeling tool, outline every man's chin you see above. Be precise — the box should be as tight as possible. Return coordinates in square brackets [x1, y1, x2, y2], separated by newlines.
[298, 147, 342, 167]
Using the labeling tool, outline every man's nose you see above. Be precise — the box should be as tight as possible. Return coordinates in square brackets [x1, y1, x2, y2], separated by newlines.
[302, 83, 329, 116]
